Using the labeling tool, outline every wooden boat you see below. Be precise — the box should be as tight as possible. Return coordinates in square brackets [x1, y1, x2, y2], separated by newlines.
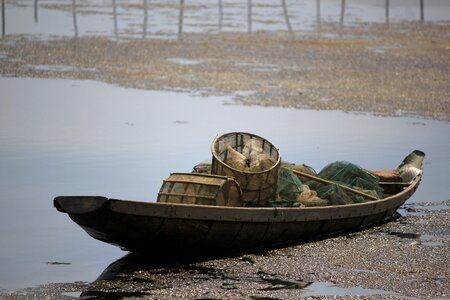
[54, 150, 424, 254]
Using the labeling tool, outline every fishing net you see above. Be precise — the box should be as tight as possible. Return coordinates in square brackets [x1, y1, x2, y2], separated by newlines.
[320, 161, 379, 186]
[307, 161, 384, 199]
[273, 167, 303, 206]
[291, 163, 317, 182]
[316, 184, 355, 205]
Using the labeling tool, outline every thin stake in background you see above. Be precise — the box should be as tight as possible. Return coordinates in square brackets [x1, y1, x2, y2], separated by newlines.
[72, 0, 78, 38]
[35, 0, 38, 22]
[1, 0, 5, 38]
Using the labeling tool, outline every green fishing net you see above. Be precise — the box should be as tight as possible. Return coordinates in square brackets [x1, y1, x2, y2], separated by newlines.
[316, 184, 354, 205]
[278, 167, 303, 199]
[320, 161, 379, 185]
[306, 161, 384, 204]
[269, 167, 303, 207]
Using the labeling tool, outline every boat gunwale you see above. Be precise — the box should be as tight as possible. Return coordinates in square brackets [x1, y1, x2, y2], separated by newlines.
[98, 173, 421, 223]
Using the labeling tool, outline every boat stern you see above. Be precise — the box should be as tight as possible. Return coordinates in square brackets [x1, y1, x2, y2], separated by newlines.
[54, 196, 109, 214]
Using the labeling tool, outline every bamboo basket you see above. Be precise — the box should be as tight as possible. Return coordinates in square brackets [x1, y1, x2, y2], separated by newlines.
[157, 173, 243, 207]
[211, 132, 281, 206]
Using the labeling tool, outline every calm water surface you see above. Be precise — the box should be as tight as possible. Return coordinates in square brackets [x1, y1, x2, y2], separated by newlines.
[0, 76, 449, 290]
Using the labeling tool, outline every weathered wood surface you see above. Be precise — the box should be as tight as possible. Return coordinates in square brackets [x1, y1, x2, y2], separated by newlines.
[54, 151, 424, 253]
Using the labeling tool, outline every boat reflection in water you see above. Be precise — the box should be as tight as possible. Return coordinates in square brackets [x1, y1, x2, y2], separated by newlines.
[81, 251, 314, 298]
[80, 253, 179, 299]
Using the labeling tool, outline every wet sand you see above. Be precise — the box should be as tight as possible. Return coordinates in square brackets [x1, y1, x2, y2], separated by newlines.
[0, 23, 449, 120]
[2, 201, 449, 299]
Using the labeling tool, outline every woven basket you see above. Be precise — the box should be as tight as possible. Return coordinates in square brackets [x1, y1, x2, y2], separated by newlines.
[157, 173, 242, 207]
[211, 132, 281, 206]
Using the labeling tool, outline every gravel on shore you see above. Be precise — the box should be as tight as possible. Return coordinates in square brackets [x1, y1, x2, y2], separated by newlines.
[2, 201, 449, 299]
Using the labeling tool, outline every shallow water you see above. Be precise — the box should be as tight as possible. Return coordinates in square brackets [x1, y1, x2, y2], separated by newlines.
[2, 0, 449, 39]
[302, 281, 401, 297]
[0, 76, 449, 290]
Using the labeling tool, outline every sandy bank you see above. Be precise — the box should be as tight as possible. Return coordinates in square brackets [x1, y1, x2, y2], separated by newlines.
[1, 23, 449, 120]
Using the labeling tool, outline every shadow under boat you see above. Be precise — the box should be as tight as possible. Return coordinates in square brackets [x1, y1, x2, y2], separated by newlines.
[81, 247, 317, 299]
[79, 210, 406, 299]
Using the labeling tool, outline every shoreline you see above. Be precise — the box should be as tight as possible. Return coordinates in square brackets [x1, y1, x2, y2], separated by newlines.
[1, 23, 449, 121]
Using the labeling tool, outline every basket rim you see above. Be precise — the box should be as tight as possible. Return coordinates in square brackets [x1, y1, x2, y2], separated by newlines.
[211, 131, 281, 174]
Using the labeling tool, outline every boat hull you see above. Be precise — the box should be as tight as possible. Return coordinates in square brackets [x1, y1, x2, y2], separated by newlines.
[54, 172, 421, 254]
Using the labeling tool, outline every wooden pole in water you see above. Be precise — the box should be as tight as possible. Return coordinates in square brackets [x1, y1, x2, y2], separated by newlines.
[143, 0, 148, 38]
[112, 0, 118, 39]
[291, 169, 379, 201]
[247, 0, 252, 33]
[340, 0, 346, 26]
[316, 0, 321, 25]
[281, 0, 292, 32]
[34, 0, 38, 22]
[218, 0, 223, 31]
[420, 0, 424, 22]
[385, 0, 389, 24]
[1, 0, 5, 38]
[72, 0, 78, 38]
[178, 0, 184, 38]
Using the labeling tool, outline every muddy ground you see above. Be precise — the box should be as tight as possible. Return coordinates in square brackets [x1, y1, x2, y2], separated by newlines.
[0, 23, 449, 120]
[1, 201, 449, 299]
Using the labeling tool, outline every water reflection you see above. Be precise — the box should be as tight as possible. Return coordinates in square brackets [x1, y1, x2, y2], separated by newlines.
[81, 252, 400, 298]
[81, 253, 312, 298]
[1, 0, 448, 40]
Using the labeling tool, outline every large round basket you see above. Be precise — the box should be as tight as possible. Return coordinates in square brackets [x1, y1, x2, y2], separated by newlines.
[157, 173, 243, 207]
[211, 132, 281, 206]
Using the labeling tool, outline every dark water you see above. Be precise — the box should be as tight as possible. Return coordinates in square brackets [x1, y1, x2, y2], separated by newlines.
[1, 0, 449, 39]
[0, 76, 449, 290]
